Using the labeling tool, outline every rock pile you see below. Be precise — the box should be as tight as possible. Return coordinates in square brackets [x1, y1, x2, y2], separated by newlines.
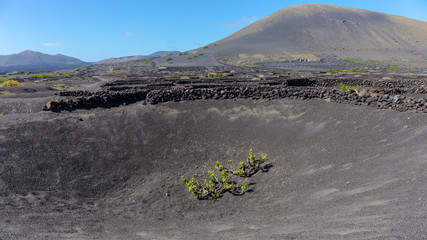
[44, 90, 148, 111]
[145, 86, 427, 113]
[44, 85, 426, 113]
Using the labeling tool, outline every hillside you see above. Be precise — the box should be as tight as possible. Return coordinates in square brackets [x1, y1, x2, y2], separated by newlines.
[0, 50, 89, 73]
[174, 4, 427, 68]
[95, 51, 180, 64]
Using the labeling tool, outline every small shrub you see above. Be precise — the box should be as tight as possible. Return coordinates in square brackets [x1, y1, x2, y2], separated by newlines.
[75, 66, 85, 71]
[389, 66, 399, 71]
[198, 53, 204, 56]
[208, 73, 230, 78]
[186, 57, 192, 59]
[143, 59, 150, 64]
[182, 149, 269, 200]
[60, 73, 74, 77]
[329, 68, 344, 72]
[203, 46, 209, 49]
[0, 90, 10, 95]
[214, 44, 217, 46]
[193, 55, 197, 58]
[52, 84, 69, 90]
[182, 52, 188, 55]
[347, 68, 367, 72]
[339, 58, 369, 66]
[0, 78, 9, 83]
[0, 113, 4, 116]
[406, 69, 412, 73]
[166, 58, 172, 61]
[0, 80, 24, 87]
[30, 73, 56, 79]
[336, 83, 358, 91]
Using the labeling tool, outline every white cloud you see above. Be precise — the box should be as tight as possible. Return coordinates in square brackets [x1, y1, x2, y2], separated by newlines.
[42, 42, 61, 47]
[220, 16, 258, 28]
[124, 32, 135, 37]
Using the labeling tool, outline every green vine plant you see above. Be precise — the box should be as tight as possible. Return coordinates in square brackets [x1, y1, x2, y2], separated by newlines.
[182, 149, 269, 200]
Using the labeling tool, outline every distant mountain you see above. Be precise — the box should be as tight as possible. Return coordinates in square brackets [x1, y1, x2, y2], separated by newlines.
[0, 50, 90, 73]
[95, 51, 180, 64]
[201, 4, 427, 61]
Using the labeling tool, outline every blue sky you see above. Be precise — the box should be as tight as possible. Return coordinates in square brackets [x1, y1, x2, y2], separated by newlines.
[0, 0, 426, 62]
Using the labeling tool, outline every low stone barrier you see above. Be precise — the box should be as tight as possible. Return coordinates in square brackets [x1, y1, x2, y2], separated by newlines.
[44, 85, 426, 113]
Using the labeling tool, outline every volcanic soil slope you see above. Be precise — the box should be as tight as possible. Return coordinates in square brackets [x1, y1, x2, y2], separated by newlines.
[213, 4, 427, 57]
[156, 4, 427, 69]
[0, 63, 426, 239]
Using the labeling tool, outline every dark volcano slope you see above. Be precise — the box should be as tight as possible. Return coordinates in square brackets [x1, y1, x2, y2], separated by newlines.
[0, 99, 426, 239]
[207, 4, 427, 59]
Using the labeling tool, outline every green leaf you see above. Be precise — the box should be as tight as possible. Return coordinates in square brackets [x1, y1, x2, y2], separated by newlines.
[215, 161, 220, 169]
[241, 180, 249, 190]
[233, 169, 243, 176]
[227, 160, 232, 165]
[220, 170, 228, 179]
[240, 161, 246, 167]
[189, 185, 196, 192]
[258, 155, 266, 163]
[208, 171, 216, 181]
[194, 190, 202, 199]
[182, 177, 189, 183]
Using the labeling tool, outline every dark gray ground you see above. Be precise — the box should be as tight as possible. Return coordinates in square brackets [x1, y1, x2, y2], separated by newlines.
[1, 95, 426, 239]
[0, 63, 426, 239]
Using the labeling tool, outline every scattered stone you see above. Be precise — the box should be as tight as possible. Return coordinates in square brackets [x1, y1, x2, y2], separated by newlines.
[43, 100, 61, 111]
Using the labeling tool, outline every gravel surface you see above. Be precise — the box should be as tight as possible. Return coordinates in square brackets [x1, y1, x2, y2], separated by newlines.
[0, 66, 426, 239]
